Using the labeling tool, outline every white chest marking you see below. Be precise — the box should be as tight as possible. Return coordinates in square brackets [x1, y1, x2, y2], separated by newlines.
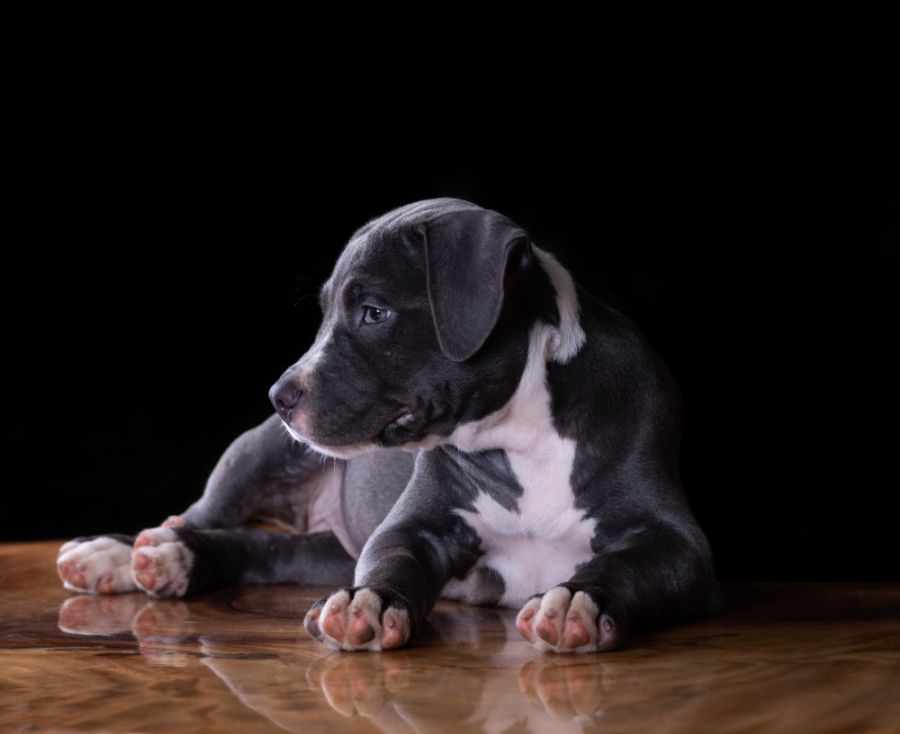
[447, 305, 595, 607]
[454, 437, 596, 607]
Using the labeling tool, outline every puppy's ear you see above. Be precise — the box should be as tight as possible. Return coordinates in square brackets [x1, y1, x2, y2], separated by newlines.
[421, 209, 528, 362]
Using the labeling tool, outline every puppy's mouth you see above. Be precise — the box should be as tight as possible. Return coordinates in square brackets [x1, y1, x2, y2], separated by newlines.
[384, 407, 415, 432]
[289, 406, 422, 456]
[377, 407, 421, 446]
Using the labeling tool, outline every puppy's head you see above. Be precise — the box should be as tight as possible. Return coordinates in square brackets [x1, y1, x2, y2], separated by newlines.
[269, 198, 557, 458]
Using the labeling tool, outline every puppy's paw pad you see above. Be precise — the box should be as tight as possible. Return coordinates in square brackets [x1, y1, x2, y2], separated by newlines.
[516, 587, 621, 653]
[304, 588, 410, 651]
[57, 537, 136, 595]
[131, 528, 193, 598]
[516, 597, 541, 643]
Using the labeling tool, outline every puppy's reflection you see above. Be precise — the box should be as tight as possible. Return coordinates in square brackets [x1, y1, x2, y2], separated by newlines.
[58, 594, 195, 666]
[57, 596, 615, 731]
[300, 610, 615, 731]
[58, 593, 149, 637]
[518, 657, 614, 719]
[302, 645, 613, 731]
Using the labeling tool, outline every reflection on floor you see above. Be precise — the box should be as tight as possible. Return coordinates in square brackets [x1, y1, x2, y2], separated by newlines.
[1, 542, 899, 733]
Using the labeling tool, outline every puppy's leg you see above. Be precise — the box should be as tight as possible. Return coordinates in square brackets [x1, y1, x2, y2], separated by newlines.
[304, 453, 482, 652]
[173, 413, 332, 530]
[59, 414, 338, 595]
[131, 526, 354, 598]
[516, 521, 718, 653]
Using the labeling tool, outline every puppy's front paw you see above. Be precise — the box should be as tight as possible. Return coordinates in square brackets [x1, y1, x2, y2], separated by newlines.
[131, 527, 194, 598]
[57, 537, 136, 594]
[304, 588, 411, 652]
[516, 586, 625, 653]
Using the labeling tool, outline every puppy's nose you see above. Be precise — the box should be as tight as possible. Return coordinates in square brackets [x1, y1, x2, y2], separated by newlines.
[269, 380, 303, 422]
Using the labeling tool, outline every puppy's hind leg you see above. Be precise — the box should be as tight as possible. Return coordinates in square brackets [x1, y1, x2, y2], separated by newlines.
[131, 414, 346, 599]
[59, 414, 338, 595]
[173, 413, 336, 532]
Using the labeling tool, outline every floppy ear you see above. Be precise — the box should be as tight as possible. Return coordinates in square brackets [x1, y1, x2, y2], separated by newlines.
[422, 209, 528, 362]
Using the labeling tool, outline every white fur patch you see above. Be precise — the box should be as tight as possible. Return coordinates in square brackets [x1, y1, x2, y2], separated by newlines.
[449, 324, 596, 607]
[448, 324, 559, 453]
[565, 590, 601, 652]
[397, 244, 585, 455]
[454, 497, 594, 608]
[532, 247, 586, 363]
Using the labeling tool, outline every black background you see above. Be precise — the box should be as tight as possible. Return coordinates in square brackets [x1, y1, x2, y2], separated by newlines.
[5, 131, 898, 582]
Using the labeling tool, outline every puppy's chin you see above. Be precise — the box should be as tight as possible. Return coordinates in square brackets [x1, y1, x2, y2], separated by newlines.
[282, 423, 378, 460]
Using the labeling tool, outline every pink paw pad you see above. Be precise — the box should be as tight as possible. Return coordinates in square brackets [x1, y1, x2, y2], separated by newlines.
[536, 615, 560, 646]
[130, 527, 193, 599]
[516, 587, 617, 654]
[306, 589, 410, 651]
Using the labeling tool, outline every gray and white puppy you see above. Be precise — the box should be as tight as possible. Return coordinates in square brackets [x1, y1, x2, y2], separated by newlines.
[57, 198, 718, 653]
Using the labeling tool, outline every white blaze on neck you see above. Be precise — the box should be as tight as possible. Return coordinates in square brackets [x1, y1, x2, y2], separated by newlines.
[532, 246, 586, 364]
[448, 246, 586, 453]
[447, 274, 595, 605]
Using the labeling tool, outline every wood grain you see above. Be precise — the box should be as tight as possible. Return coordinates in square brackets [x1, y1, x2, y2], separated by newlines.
[1, 541, 898, 732]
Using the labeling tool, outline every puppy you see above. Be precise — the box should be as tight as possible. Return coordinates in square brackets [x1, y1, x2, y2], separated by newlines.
[58, 198, 718, 653]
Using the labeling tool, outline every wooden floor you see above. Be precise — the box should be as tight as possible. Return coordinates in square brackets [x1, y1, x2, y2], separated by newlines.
[1, 542, 898, 733]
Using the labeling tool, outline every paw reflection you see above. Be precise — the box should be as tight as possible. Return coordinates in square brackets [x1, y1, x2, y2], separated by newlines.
[518, 657, 614, 719]
[56, 593, 613, 730]
[131, 599, 192, 643]
[306, 654, 405, 717]
[132, 600, 194, 666]
[58, 593, 149, 636]
[58, 593, 194, 666]
[302, 638, 611, 730]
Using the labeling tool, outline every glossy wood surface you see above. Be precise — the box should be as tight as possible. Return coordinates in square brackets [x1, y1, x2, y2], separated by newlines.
[1, 542, 898, 733]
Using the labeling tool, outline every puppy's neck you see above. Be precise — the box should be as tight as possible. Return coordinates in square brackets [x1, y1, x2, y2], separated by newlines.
[447, 325, 559, 454]
[448, 248, 587, 456]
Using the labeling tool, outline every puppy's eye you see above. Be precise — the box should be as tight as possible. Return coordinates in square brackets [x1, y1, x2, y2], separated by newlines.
[362, 305, 392, 325]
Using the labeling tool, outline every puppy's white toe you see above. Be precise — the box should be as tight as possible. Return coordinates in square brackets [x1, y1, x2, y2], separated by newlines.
[305, 588, 411, 651]
[57, 537, 136, 594]
[516, 586, 615, 653]
[132, 527, 194, 598]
